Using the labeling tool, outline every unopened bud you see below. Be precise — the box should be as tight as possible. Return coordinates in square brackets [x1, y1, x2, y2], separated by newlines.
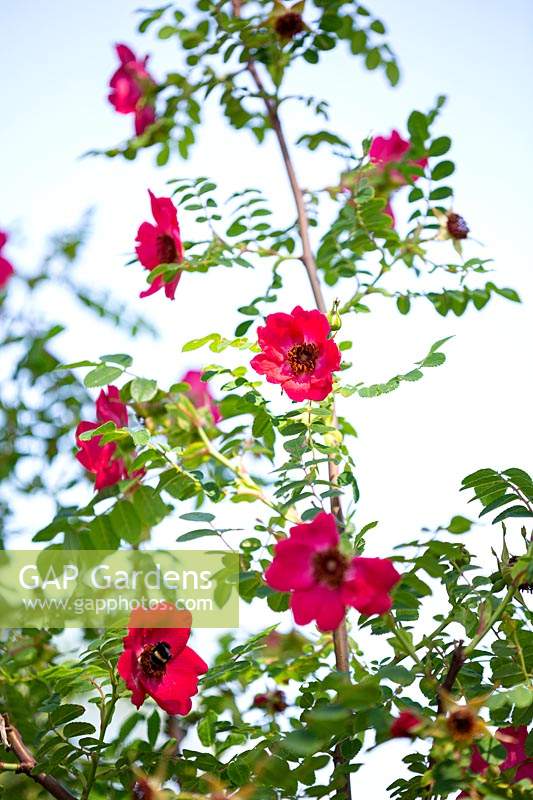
[274, 12, 305, 39]
[446, 212, 469, 240]
[328, 301, 342, 332]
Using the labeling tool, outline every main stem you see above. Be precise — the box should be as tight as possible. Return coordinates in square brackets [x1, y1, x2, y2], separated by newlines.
[233, 14, 352, 798]
[244, 61, 350, 668]
[0, 714, 77, 800]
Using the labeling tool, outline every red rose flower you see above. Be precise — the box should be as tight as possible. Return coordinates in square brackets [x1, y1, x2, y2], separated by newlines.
[118, 604, 208, 715]
[0, 230, 15, 290]
[134, 104, 156, 136]
[76, 386, 132, 491]
[96, 384, 129, 428]
[390, 710, 423, 738]
[265, 511, 401, 631]
[109, 43, 156, 135]
[76, 420, 126, 490]
[251, 306, 341, 402]
[466, 726, 533, 785]
[182, 370, 221, 423]
[135, 190, 184, 300]
[369, 129, 428, 184]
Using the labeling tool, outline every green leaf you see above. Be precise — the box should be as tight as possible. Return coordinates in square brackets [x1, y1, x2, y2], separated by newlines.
[147, 709, 161, 747]
[50, 704, 85, 727]
[84, 365, 123, 388]
[431, 160, 455, 181]
[397, 295, 411, 315]
[197, 709, 217, 747]
[63, 721, 96, 738]
[385, 61, 400, 86]
[379, 665, 415, 686]
[177, 529, 217, 542]
[182, 333, 219, 352]
[226, 221, 247, 237]
[407, 111, 428, 141]
[180, 511, 215, 522]
[446, 515, 472, 534]
[131, 377, 158, 402]
[100, 353, 132, 368]
[492, 505, 533, 524]
[429, 136, 451, 157]
[283, 729, 325, 756]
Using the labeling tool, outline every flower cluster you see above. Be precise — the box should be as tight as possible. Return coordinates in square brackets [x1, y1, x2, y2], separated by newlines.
[108, 44, 156, 136]
[76, 385, 134, 490]
[265, 511, 401, 631]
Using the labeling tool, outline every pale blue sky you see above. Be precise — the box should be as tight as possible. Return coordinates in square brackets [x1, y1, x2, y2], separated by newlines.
[1, 3, 532, 794]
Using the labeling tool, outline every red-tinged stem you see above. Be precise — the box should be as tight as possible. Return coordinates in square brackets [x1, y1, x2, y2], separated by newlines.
[1, 714, 77, 800]
[230, 3, 352, 796]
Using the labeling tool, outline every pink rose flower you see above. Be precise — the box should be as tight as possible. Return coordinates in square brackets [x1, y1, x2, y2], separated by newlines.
[96, 385, 129, 428]
[181, 370, 221, 423]
[464, 726, 533, 788]
[108, 43, 156, 135]
[135, 190, 184, 300]
[251, 306, 341, 402]
[369, 129, 428, 184]
[0, 230, 15, 290]
[265, 511, 401, 631]
[75, 386, 142, 491]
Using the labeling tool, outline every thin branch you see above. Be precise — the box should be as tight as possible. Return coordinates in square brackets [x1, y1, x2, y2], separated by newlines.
[245, 60, 326, 313]
[231, 5, 352, 796]
[1, 714, 77, 800]
[437, 641, 465, 714]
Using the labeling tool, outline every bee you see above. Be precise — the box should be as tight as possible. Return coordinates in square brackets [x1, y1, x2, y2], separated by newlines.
[150, 641, 172, 668]
[140, 641, 172, 676]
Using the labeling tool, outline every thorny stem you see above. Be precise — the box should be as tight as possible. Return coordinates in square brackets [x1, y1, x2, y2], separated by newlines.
[0, 714, 77, 800]
[437, 641, 465, 714]
[230, 3, 352, 796]
[435, 583, 518, 714]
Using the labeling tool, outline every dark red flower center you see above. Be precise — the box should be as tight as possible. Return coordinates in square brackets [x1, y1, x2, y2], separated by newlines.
[446, 213, 469, 240]
[274, 12, 305, 39]
[313, 547, 349, 588]
[139, 641, 172, 678]
[287, 342, 319, 375]
[447, 708, 475, 738]
[156, 234, 178, 264]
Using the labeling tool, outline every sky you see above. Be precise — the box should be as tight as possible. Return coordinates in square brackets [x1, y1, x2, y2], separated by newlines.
[1, 0, 533, 796]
